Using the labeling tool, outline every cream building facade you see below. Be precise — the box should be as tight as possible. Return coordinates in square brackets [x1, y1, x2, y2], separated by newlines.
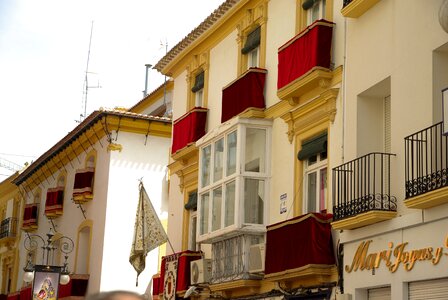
[152, 0, 346, 299]
[332, 0, 448, 299]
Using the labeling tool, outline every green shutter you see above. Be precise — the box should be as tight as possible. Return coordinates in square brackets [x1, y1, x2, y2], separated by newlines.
[191, 72, 204, 93]
[297, 132, 327, 161]
[184, 191, 197, 210]
[241, 26, 261, 54]
[302, 0, 316, 10]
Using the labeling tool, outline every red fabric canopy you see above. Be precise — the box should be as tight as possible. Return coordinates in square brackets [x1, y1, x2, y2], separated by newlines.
[19, 287, 31, 300]
[277, 19, 334, 90]
[6, 292, 19, 300]
[221, 67, 267, 123]
[22, 204, 38, 229]
[58, 274, 89, 298]
[73, 168, 95, 201]
[265, 213, 335, 276]
[171, 108, 208, 154]
[45, 187, 64, 217]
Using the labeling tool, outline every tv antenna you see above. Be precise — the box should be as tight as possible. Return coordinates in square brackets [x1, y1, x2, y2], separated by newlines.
[79, 21, 101, 123]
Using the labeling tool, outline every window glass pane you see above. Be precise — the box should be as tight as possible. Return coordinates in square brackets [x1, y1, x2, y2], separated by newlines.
[307, 172, 317, 212]
[226, 131, 237, 175]
[212, 188, 222, 232]
[201, 145, 211, 188]
[214, 139, 224, 182]
[225, 181, 235, 227]
[244, 179, 264, 224]
[195, 89, 203, 107]
[189, 214, 197, 251]
[248, 47, 259, 68]
[200, 193, 209, 235]
[245, 128, 266, 173]
[319, 167, 327, 212]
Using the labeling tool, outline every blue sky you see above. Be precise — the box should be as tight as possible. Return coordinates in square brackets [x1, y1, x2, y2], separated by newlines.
[0, 0, 224, 180]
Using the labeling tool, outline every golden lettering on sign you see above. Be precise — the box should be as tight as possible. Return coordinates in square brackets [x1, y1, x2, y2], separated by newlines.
[345, 235, 448, 273]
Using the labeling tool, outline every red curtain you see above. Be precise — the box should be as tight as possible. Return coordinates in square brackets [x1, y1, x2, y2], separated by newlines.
[277, 20, 334, 90]
[221, 68, 267, 123]
[45, 188, 64, 216]
[157, 250, 202, 295]
[58, 274, 89, 298]
[22, 204, 38, 228]
[265, 213, 335, 276]
[6, 292, 19, 300]
[171, 108, 208, 154]
[73, 168, 95, 200]
[19, 287, 31, 300]
[152, 274, 161, 296]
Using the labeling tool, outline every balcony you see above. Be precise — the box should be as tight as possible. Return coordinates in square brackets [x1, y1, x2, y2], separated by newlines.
[221, 68, 267, 123]
[171, 107, 208, 154]
[22, 204, 38, 232]
[277, 20, 334, 101]
[72, 167, 95, 203]
[332, 152, 397, 230]
[0, 217, 17, 242]
[264, 213, 337, 287]
[208, 234, 265, 298]
[153, 251, 202, 298]
[341, 0, 381, 18]
[404, 122, 448, 209]
[45, 187, 64, 218]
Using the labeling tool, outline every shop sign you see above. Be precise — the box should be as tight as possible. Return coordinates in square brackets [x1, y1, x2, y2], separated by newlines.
[345, 235, 448, 273]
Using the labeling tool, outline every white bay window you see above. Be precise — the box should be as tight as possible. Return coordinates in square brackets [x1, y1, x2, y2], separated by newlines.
[197, 118, 272, 242]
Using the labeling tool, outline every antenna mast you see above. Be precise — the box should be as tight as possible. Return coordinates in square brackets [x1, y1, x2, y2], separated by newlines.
[80, 21, 100, 122]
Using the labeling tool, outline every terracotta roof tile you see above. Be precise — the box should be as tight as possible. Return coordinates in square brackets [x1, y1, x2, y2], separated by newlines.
[154, 0, 239, 73]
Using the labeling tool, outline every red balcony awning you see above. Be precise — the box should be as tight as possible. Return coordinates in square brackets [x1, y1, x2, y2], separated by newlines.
[45, 187, 64, 218]
[265, 213, 335, 276]
[277, 19, 334, 90]
[58, 274, 89, 299]
[22, 204, 38, 231]
[171, 108, 208, 154]
[73, 168, 95, 203]
[156, 251, 202, 296]
[221, 67, 267, 123]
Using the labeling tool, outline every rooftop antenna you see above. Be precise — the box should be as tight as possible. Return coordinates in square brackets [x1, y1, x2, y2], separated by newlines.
[79, 21, 101, 123]
[161, 39, 170, 117]
[142, 64, 153, 98]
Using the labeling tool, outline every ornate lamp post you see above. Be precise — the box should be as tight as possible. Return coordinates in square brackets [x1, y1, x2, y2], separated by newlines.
[22, 228, 74, 286]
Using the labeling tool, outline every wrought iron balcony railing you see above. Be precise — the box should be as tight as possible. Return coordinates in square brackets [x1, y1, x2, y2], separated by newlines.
[333, 152, 397, 221]
[0, 217, 17, 239]
[405, 122, 448, 199]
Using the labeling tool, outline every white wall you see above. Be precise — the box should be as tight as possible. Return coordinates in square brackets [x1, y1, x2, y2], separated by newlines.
[100, 132, 170, 294]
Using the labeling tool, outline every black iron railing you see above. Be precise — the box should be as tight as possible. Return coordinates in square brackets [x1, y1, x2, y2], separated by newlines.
[333, 152, 396, 221]
[343, 0, 354, 8]
[405, 122, 448, 198]
[0, 217, 17, 239]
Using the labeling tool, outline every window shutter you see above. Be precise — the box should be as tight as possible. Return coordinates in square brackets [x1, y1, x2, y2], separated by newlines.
[302, 0, 316, 10]
[384, 95, 391, 153]
[298, 132, 328, 161]
[241, 26, 261, 54]
[184, 191, 198, 210]
[191, 71, 204, 93]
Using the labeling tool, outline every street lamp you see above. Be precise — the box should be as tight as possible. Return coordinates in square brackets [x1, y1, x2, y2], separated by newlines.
[22, 228, 74, 286]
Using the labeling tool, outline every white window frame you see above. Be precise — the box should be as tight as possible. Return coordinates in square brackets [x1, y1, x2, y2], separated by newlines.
[196, 118, 272, 243]
[307, 0, 326, 25]
[189, 211, 198, 251]
[195, 88, 204, 107]
[303, 152, 327, 214]
[247, 47, 260, 69]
